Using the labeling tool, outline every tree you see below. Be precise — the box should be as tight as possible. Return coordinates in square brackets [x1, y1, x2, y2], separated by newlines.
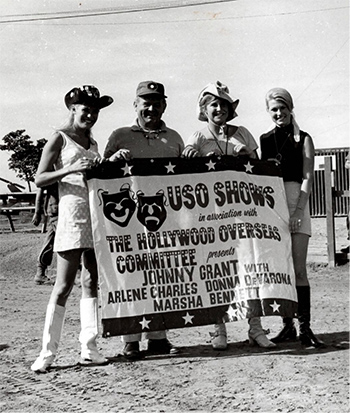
[0, 130, 47, 191]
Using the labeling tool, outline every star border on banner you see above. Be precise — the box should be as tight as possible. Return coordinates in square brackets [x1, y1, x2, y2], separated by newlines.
[139, 317, 151, 330]
[244, 162, 254, 173]
[165, 162, 176, 173]
[270, 300, 281, 313]
[121, 163, 133, 176]
[206, 160, 216, 170]
[226, 306, 237, 319]
[182, 312, 194, 325]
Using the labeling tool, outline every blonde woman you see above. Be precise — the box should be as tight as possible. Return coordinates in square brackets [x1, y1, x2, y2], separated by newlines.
[31, 86, 113, 372]
[260, 87, 324, 347]
[183, 81, 276, 350]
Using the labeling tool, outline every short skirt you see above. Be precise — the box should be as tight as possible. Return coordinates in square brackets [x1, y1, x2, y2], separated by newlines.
[54, 188, 94, 252]
[284, 181, 311, 237]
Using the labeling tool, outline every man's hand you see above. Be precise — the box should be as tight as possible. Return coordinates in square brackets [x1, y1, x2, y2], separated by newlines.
[109, 149, 132, 161]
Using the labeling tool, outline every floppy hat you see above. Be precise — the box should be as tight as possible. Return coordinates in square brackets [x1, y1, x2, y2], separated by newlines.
[136, 81, 167, 98]
[64, 85, 113, 109]
[197, 81, 239, 122]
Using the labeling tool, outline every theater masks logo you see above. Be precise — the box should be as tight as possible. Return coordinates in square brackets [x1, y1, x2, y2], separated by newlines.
[98, 185, 136, 227]
[136, 190, 167, 232]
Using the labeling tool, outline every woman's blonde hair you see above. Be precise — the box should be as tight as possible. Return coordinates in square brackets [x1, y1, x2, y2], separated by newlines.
[58, 104, 92, 138]
[198, 94, 232, 122]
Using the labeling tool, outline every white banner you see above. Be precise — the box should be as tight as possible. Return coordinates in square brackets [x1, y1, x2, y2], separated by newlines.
[87, 156, 297, 337]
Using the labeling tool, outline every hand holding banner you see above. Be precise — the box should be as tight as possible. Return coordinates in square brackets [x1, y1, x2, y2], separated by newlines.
[87, 156, 297, 337]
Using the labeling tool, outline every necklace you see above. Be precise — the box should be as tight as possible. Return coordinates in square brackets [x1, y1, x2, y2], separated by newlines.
[273, 129, 291, 163]
[207, 125, 228, 155]
[143, 130, 161, 140]
[139, 125, 164, 140]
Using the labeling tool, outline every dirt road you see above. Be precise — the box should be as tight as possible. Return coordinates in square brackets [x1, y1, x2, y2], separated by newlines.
[0, 220, 349, 412]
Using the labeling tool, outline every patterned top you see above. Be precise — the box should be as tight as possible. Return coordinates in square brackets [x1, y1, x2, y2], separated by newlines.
[184, 125, 258, 157]
[54, 131, 100, 252]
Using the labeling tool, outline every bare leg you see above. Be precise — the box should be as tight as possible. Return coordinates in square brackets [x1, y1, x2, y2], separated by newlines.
[49, 249, 83, 307]
[80, 248, 98, 298]
[291, 233, 309, 287]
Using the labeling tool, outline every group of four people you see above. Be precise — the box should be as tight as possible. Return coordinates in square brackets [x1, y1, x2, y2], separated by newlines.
[31, 80, 323, 373]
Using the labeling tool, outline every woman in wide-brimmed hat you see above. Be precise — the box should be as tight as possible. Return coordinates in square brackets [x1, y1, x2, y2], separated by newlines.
[183, 81, 276, 350]
[31, 85, 113, 372]
[182, 81, 257, 159]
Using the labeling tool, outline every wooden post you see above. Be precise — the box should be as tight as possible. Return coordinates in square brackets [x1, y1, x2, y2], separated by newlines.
[4, 211, 15, 232]
[324, 157, 335, 266]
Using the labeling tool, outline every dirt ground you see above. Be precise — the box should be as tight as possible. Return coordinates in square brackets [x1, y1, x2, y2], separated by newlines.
[0, 214, 349, 413]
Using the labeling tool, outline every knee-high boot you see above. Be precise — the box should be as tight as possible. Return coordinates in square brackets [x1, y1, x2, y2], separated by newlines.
[297, 286, 324, 348]
[248, 317, 276, 348]
[79, 298, 108, 364]
[271, 317, 297, 343]
[31, 303, 66, 373]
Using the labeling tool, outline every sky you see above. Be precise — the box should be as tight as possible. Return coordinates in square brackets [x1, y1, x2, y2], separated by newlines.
[0, 0, 348, 190]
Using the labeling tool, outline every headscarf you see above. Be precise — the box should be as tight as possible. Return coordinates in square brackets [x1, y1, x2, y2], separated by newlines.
[265, 87, 300, 142]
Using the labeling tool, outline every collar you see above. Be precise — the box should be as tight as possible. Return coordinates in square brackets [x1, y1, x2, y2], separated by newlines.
[275, 121, 300, 142]
[275, 123, 293, 136]
[131, 119, 167, 138]
[205, 124, 228, 140]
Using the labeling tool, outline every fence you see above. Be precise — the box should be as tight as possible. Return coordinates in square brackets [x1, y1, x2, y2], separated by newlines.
[310, 147, 349, 218]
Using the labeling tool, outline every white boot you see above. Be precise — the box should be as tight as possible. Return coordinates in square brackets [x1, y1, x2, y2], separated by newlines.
[31, 304, 66, 373]
[79, 298, 107, 365]
[210, 323, 227, 350]
[248, 317, 276, 348]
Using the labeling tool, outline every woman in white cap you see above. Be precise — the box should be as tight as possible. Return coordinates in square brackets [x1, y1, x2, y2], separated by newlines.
[260, 87, 324, 347]
[31, 85, 114, 372]
[183, 81, 276, 350]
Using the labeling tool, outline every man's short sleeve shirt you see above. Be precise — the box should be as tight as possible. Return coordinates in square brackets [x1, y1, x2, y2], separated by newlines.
[104, 120, 184, 159]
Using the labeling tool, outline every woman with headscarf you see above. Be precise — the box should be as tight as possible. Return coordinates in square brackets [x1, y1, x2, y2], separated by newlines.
[183, 81, 276, 350]
[260, 87, 324, 347]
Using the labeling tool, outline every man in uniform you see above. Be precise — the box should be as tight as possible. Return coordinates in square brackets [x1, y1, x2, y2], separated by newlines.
[32, 184, 59, 285]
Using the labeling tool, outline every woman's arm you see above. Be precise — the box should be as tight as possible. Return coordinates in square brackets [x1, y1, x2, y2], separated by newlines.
[297, 134, 315, 210]
[181, 131, 203, 158]
[35, 132, 93, 187]
[182, 145, 200, 158]
[289, 134, 314, 232]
